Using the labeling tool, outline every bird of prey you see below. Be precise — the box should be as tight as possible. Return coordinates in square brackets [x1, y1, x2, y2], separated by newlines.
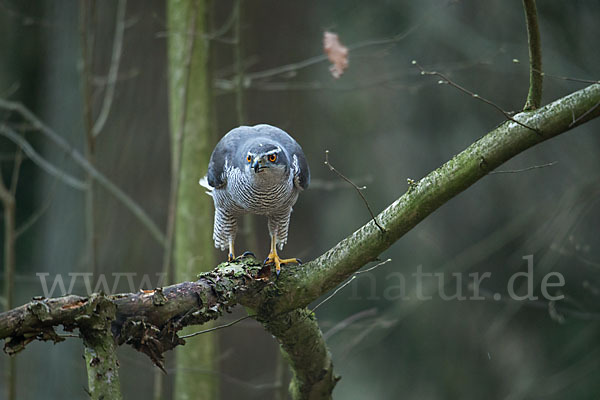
[199, 124, 310, 274]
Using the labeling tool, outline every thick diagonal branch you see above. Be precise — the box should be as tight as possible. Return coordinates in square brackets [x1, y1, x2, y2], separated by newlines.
[253, 83, 600, 317]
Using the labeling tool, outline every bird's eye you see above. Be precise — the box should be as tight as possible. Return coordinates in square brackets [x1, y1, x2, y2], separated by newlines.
[268, 154, 277, 162]
[246, 155, 252, 163]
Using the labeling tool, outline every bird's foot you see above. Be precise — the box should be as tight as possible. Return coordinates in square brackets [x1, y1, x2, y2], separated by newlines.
[228, 251, 256, 262]
[264, 252, 302, 275]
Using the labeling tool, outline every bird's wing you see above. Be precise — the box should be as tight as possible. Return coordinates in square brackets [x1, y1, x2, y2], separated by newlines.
[292, 154, 310, 190]
[207, 132, 238, 188]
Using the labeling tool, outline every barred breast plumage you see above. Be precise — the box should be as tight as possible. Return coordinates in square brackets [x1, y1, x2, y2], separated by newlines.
[200, 124, 309, 272]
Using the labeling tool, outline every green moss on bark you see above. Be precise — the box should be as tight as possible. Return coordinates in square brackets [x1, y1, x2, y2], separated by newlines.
[262, 308, 339, 400]
[79, 294, 122, 400]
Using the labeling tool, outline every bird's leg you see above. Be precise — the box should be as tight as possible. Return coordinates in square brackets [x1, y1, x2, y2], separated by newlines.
[264, 234, 302, 275]
[228, 240, 235, 262]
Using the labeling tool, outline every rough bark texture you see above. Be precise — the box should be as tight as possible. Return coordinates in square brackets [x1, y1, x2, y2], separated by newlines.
[79, 294, 123, 400]
[0, 84, 599, 400]
[262, 309, 339, 400]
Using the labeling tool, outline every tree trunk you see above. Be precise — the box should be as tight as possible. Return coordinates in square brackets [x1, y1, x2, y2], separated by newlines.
[167, 0, 218, 398]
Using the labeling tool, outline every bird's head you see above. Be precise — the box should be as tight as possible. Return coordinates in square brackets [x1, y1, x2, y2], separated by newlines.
[243, 142, 289, 178]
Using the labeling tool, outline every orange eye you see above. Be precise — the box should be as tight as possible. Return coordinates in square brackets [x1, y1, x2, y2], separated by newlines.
[268, 154, 277, 162]
[246, 155, 252, 163]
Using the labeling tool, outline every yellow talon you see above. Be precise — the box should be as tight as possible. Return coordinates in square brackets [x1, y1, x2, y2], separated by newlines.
[264, 235, 301, 275]
[228, 240, 235, 262]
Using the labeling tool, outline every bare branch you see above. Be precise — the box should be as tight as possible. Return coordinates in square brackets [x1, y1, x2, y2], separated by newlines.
[181, 314, 254, 339]
[522, 0, 543, 110]
[412, 60, 540, 133]
[92, 0, 127, 137]
[244, 17, 426, 83]
[8, 148, 22, 196]
[0, 126, 87, 190]
[0, 98, 166, 246]
[324, 150, 385, 232]
[533, 68, 599, 86]
[569, 100, 600, 128]
[489, 161, 557, 174]
[311, 259, 392, 313]
[323, 308, 378, 340]
[233, 0, 245, 123]
[14, 181, 56, 239]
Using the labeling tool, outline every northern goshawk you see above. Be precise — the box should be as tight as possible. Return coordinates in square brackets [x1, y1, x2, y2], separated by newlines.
[199, 124, 310, 274]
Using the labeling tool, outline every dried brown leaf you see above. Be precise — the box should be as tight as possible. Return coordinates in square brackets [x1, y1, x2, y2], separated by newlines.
[323, 31, 348, 79]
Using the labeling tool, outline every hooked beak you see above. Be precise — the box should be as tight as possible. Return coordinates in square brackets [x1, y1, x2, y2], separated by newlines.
[252, 159, 262, 173]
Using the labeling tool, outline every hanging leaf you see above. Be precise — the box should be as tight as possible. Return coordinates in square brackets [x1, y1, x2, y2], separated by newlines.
[323, 31, 349, 79]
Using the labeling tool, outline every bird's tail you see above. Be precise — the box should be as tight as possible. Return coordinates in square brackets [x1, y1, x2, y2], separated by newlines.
[199, 176, 214, 196]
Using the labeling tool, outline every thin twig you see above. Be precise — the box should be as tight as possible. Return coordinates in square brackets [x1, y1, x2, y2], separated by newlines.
[15, 180, 57, 239]
[233, 0, 244, 123]
[217, 53, 501, 93]
[181, 314, 255, 339]
[489, 161, 557, 174]
[0, 161, 10, 204]
[522, 0, 543, 110]
[323, 308, 378, 340]
[206, 1, 237, 41]
[244, 15, 427, 82]
[0, 126, 87, 190]
[324, 150, 385, 232]
[92, 0, 127, 137]
[162, 2, 199, 281]
[309, 176, 373, 191]
[9, 148, 22, 196]
[311, 259, 392, 313]
[569, 100, 600, 128]
[412, 61, 540, 133]
[532, 68, 599, 85]
[0, 98, 166, 246]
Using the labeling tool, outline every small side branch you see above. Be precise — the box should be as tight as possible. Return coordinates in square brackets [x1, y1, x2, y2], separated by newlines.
[412, 61, 539, 133]
[489, 161, 556, 174]
[324, 150, 385, 232]
[0, 126, 87, 190]
[92, 0, 127, 137]
[262, 308, 339, 400]
[522, 0, 543, 110]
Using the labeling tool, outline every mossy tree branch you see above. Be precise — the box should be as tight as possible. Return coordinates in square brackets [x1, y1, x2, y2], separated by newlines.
[261, 308, 339, 399]
[79, 294, 123, 400]
[0, 84, 599, 399]
[522, 0, 543, 110]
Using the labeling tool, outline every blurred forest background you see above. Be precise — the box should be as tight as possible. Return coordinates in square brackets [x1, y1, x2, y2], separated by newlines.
[1, 0, 600, 399]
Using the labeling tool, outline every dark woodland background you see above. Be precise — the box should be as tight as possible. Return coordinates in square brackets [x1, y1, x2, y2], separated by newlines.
[1, 0, 600, 399]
